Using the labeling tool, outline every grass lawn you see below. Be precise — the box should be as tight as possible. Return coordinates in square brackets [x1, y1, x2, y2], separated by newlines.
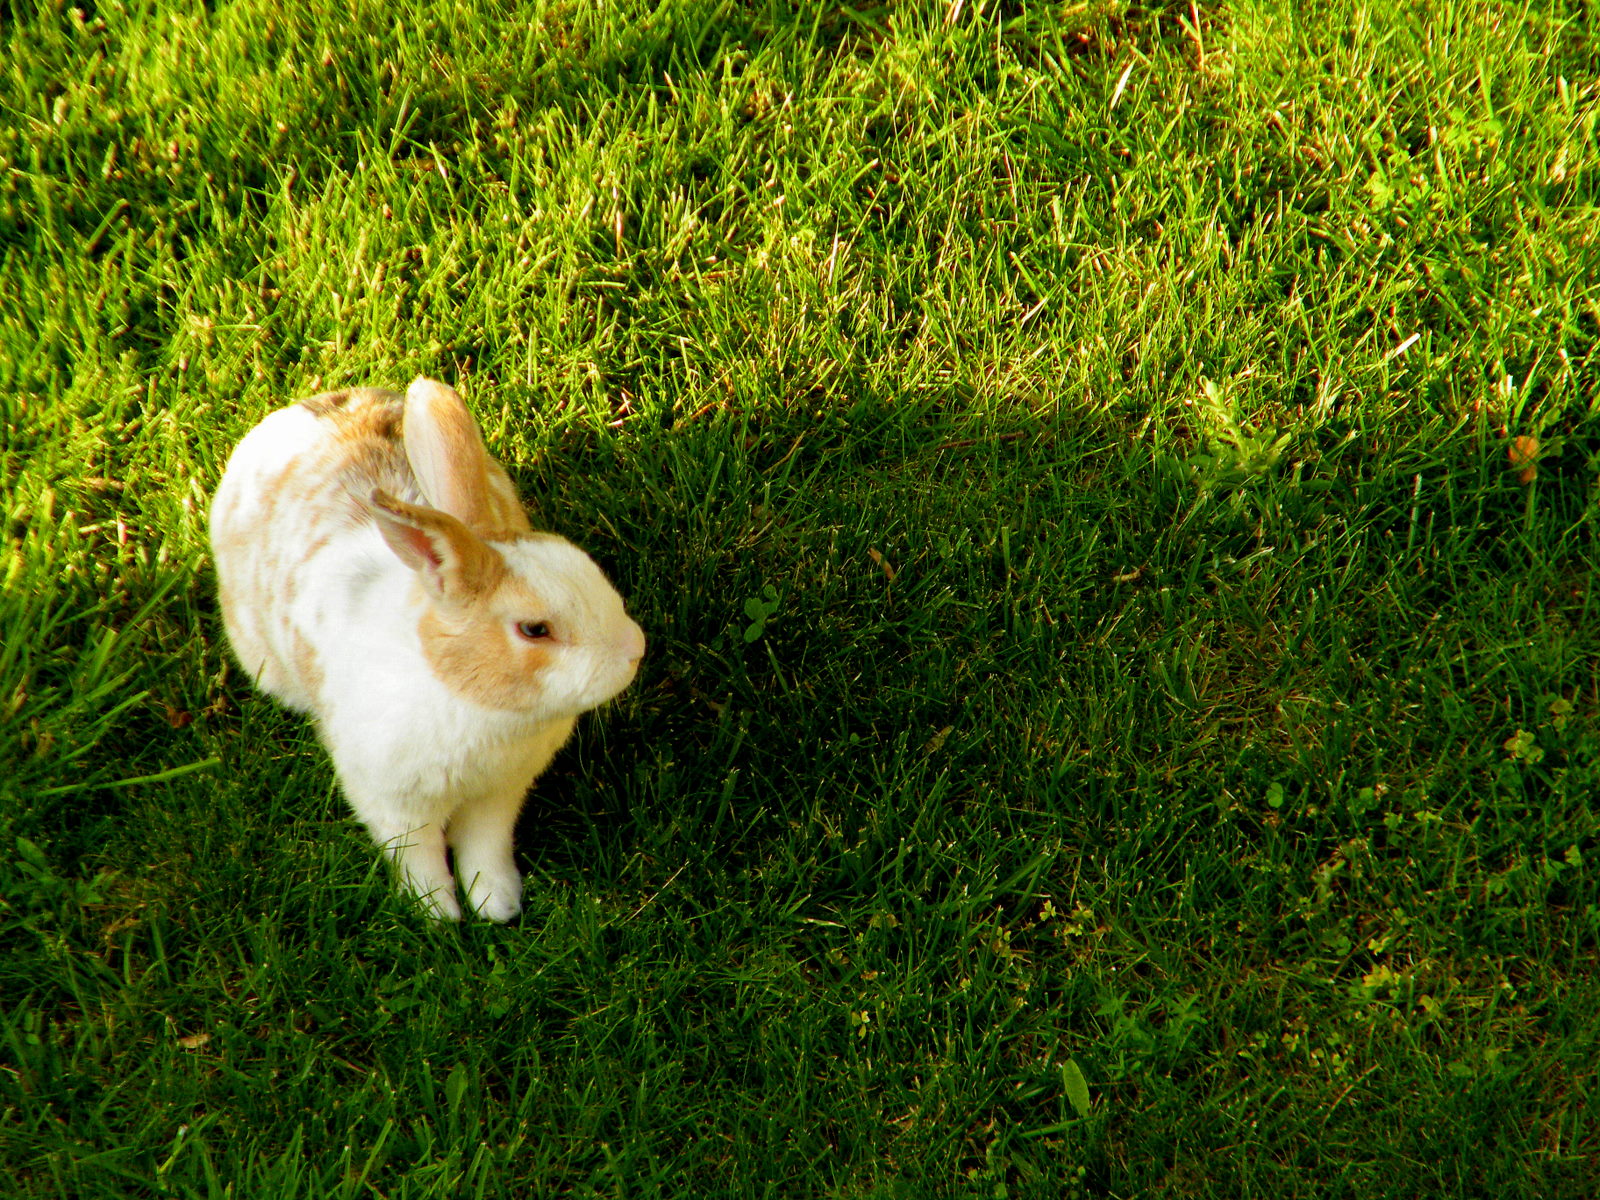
[3, 0, 1599, 1195]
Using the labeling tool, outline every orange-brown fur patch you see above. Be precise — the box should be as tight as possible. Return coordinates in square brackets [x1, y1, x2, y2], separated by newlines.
[321, 394, 410, 499]
[289, 626, 324, 704]
[452, 531, 511, 600]
[298, 388, 357, 416]
[477, 461, 534, 541]
[421, 612, 549, 710]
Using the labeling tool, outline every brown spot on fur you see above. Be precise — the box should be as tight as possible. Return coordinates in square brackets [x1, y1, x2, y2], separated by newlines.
[299, 386, 404, 417]
[421, 607, 549, 710]
[289, 627, 323, 704]
[477, 461, 535, 541]
[419, 574, 552, 709]
[316, 393, 411, 500]
[298, 389, 355, 416]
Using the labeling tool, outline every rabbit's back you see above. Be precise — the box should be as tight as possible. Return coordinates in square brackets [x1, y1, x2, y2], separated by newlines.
[211, 388, 419, 711]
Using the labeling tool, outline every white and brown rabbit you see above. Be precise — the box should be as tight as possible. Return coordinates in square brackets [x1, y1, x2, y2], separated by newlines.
[209, 378, 645, 921]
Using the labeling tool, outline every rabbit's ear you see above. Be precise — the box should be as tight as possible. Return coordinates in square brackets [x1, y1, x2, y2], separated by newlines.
[370, 489, 504, 604]
[403, 378, 529, 540]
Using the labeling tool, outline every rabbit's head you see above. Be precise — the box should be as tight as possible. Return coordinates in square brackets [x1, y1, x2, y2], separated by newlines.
[363, 377, 645, 719]
[370, 489, 644, 718]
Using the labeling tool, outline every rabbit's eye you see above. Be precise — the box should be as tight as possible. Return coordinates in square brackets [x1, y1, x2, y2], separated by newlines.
[515, 621, 552, 641]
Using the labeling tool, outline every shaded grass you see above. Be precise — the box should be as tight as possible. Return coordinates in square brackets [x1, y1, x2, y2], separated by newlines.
[3, 0, 1600, 1196]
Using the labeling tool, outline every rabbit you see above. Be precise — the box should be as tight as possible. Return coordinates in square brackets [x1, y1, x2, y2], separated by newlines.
[209, 377, 646, 921]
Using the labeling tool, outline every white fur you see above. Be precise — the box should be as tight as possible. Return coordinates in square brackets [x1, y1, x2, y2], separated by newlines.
[210, 382, 644, 921]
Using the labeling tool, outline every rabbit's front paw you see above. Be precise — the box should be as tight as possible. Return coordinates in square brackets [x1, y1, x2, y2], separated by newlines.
[372, 820, 461, 921]
[462, 868, 523, 923]
[412, 881, 464, 922]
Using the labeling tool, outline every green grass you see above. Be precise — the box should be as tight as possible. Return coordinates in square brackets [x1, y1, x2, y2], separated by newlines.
[3, 0, 1599, 1195]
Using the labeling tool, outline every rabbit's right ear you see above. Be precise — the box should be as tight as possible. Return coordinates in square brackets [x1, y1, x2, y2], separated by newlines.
[369, 489, 503, 604]
[403, 378, 529, 540]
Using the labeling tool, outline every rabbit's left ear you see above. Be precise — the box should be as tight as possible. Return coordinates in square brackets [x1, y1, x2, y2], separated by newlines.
[403, 377, 532, 541]
[369, 488, 504, 604]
